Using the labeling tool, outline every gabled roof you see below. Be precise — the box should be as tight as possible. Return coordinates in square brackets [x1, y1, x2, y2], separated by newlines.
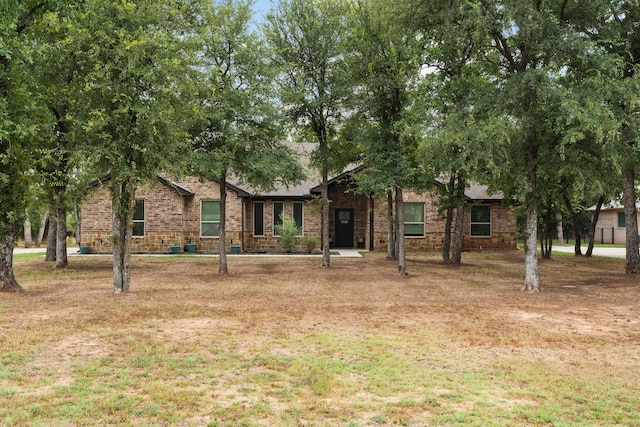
[309, 165, 364, 194]
[586, 200, 640, 211]
[464, 184, 504, 202]
[89, 175, 196, 197]
[230, 143, 322, 199]
[307, 169, 505, 201]
[156, 176, 194, 197]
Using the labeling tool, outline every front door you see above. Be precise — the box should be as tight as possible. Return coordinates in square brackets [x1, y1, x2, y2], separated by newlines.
[334, 209, 354, 248]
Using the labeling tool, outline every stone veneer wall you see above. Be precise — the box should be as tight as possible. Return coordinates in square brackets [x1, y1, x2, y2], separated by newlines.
[81, 177, 245, 253]
[372, 190, 517, 252]
[81, 177, 517, 254]
[327, 183, 370, 248]
[244, 200, 321, 251]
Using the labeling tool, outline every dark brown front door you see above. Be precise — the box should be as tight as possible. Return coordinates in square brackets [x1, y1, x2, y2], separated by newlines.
[334, 209, 354, 248]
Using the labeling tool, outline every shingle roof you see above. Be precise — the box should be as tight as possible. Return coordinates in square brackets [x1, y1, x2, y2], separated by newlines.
[156, 176, 195, 197]
[586, 200, 640, 211]
[230, 143, 322, 198]
[190, 142, 506, 201]
[464, 184, 504, 201]
[88, 175, 197, 197]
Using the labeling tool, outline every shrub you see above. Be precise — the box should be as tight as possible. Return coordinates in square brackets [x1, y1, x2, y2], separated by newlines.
[275, 214, 302, 253]
[301, 235, 319, 254]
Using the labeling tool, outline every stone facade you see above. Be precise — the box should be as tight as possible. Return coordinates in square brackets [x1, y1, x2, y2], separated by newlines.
[81, 175, 517, 254]
[81, 177, 245, 253]
[371, 190, 517, 252]
[327, 182, 371, 249]
[244, 199, 321, 251]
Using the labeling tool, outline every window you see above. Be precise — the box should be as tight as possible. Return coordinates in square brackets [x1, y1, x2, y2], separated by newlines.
[404, 203, 424, 237]
[201, 200, 220, 237]
[618, 212, 626, 228]
[470, 205, 491, 237]
[254, 202, 264, 236]
[273, 202, 283, 235]
[133, 199, 145, 237]
[293, 202, 303, 235]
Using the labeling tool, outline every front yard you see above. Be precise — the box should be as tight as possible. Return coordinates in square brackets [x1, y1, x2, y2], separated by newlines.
[1, 251, 639, 426]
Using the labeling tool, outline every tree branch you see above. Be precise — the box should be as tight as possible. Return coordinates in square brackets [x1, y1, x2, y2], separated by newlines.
[16, 1, 48, 34]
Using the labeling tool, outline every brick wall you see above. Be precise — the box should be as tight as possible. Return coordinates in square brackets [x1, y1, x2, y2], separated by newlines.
[372, 190, 517, 251]
[81, 176, 517, 254]
[81, 177, 245, 253]
[328, 183, 370, 248]
[244, 200, 322, 251]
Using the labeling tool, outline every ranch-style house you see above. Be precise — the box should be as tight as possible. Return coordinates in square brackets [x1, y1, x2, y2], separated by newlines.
[80, 156, 517, 254]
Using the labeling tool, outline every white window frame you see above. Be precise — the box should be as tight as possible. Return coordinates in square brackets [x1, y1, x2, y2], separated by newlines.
[132, 199, 145, 238]
[200, 200, 220, 238]
[404, 202, 425, 237]
[470, 205, 492, 238]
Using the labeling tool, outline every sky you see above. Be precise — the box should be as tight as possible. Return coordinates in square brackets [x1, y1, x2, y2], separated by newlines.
[252, 0, 272, 21]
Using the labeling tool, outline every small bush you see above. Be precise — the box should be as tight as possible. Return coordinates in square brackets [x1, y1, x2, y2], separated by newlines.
[275, 214, 302, 253]
[301, 235, 319, 253]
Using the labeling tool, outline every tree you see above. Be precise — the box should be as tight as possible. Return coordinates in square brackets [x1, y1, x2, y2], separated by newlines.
[191, 0, 303, 274]
[264, 0, 351, 268]
[411, 0, 494, 265]
[29, 10, 81, 269]
[72, 0, 201, 293]
[1, 1, 52, 292]
[590, 0, 640, 273]
[475, 0, 610, 291]
[346, 0, 424, 275]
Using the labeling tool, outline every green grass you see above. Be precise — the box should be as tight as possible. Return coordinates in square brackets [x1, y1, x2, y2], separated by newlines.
[2, 253, 639, 426]
[4, 328, 636, 426]
[11, 252, 45, 261]
[555, 239, 625, 248]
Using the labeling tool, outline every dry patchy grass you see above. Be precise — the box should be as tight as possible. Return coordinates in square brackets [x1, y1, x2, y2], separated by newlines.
[1, 251, 639, 426]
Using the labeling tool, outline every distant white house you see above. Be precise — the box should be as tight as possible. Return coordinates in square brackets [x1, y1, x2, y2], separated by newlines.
[587, 200, 640, 244]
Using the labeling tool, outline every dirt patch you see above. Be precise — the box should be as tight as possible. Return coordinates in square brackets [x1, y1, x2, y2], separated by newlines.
[10, 252, 640, 348]
[5, 251, 640, 425]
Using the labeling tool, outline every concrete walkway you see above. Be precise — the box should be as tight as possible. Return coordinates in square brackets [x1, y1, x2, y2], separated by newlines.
[553, 245, 626, 259]
[12, 247, 364, 258]
[332, 249, 363, 258]
[13, 247, 79, 256]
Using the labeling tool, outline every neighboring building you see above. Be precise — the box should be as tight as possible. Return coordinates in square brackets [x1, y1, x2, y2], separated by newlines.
[587, 200, 640, 245]
[81, 161, 517, 254]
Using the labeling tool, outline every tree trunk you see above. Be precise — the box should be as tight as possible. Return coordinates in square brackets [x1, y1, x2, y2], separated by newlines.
[54, 206, 68, 269]
[539, 227, 552, 259]
[441, 207, 452, 263]
[45, 212, 57, 262]
[451, 175, 466, 264]
[556, 212, 564, 246]
[0, 225, 23, 292]
[441, 176, 454, 264]
[112, 178, 135, 294]
[522, 206, 541, 292]
[386, 191, 396, 259]
[73, 199, 81, 245]
[219, 174, 228, 275]
[394, 220, 400, 260]
[23, 216, 33, 248]
[622, 167, 640, 274]
[396, 186, 407, 275]
[321, 163, 330, 268]
[36, 210, 47, 247]
[563, 194, 582, 256]
[586, 196, 604, 257]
